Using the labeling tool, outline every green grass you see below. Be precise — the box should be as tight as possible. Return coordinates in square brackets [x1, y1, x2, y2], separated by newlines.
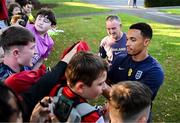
[160, 8, 180, 15]
[39, 0, 110, 17]
[39, 0, 180, 122]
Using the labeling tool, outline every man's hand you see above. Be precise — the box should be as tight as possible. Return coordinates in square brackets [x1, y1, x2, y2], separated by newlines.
[30, 96, 59, 122]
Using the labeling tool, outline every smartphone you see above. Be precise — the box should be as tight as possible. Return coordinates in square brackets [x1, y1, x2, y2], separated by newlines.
[53, 95, 73, 122]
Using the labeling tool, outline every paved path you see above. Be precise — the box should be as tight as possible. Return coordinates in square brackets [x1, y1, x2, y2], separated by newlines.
[82, 0, 144, 9]
[81, 0, 180, 26]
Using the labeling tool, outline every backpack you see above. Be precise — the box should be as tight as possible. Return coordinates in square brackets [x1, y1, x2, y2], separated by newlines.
[51, 87, 99, 123]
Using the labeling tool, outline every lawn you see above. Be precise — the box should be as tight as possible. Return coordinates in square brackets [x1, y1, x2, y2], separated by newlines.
[39, 0, 180, 122]
[39, 0, 111, 17]
[160, 8, 180, 15]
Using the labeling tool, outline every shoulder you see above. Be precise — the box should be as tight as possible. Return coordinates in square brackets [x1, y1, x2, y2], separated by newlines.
[0, 63, 13, 81]
[147, 56, 164, 72]
[122, 32, 127, 36]
[142, 56, 164, 81]
[122, 32, 127, 40]
[100, 36, 110, 46]
[142, 57, 164, 89]
[0, 63, 10, 72]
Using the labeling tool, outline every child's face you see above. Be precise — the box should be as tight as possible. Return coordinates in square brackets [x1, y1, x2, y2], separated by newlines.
[81, 71, 107, 100]
[17, 42, 35, 67]
[12, 7, 21, 15]
[35, 15, 52, 34]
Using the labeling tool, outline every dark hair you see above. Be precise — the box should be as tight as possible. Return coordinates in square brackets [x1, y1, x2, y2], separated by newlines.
[8, 3, 22, 17]
[0, 83, 23, 122]
[16, 0, 32, 7]
[65, 52, 108, 87]
[36, 8, 56, 25]
[129, 22, 153, 39]
[110, 81, 152, 121]
[0, 26, 35, 51]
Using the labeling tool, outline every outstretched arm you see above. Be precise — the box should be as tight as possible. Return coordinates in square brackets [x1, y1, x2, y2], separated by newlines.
[22, 44, 78, 121]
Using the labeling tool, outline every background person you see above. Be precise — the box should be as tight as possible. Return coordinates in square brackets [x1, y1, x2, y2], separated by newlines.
[26, 8, 56, 70]
[133, 0, 137, 8]
[20, 0, 34, 23]
[0, 26, 35, 81]
[98, 15, 127, 64]
[0, 0, 9, 29]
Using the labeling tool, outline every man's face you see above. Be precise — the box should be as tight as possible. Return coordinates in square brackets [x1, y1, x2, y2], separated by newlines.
[106, 20, 121, 40]
[126, 29, 149, 56]
[82, 71, 107, 100]
[17, 42, 35, 67]
[23, 4, 33, 14]
[35, 15, 52, 34]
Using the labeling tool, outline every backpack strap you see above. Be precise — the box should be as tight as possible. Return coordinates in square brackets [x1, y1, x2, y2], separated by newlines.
[75, 103, 96, 117]
[67, 102, 97, 123]
[57, 87, 96, 117]
[56, 87, 63, 96]
[75, 103, 105, 123]
[49, 84, 61, 97]
[51, 87, 98, 122]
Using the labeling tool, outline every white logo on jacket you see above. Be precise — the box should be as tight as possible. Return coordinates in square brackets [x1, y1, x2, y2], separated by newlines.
[135, 70, 143, 79]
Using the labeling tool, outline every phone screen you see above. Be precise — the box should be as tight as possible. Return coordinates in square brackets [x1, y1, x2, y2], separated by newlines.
[54, 95, 73, 122]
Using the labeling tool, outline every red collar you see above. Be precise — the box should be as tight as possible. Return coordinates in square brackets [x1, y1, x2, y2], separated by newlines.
[62, 86, 87, 103]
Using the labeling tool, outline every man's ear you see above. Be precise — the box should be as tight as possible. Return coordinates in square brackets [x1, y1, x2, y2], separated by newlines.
[144, 38, 150, 47]
[12, 48, 20, 57]
[75, 81, 85, 94]
[138, 116, 147, 123]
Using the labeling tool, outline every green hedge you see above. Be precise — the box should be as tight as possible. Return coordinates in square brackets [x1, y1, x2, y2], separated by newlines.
[145, 0, 180, 7]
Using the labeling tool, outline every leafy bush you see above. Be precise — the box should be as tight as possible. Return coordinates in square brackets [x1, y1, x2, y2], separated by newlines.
[145, 0, 180, 7]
